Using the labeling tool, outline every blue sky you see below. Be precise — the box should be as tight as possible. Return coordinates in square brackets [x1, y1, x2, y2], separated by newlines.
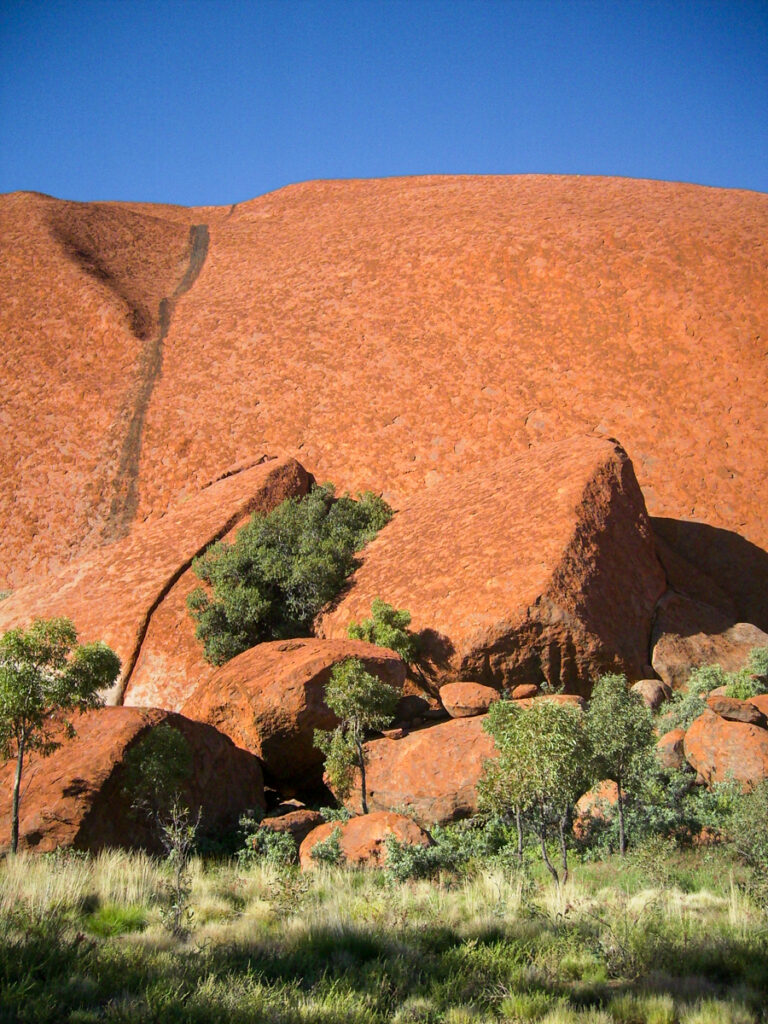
[1, 0, 766, 205]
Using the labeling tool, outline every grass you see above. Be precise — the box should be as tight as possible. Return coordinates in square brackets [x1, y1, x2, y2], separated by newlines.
[0, 848, 766, 1023]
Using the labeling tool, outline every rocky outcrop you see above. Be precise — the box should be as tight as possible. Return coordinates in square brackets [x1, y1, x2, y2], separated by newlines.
[631, 679, 672, 711]
[259, 809, 324, 848]
[299, 811, 431, 869]
[182, 638, 406, 786]
[656, 728, 687, 771]
[319, 437, 666, 695]
[0, 456, 310, 706]
[683, 711, 768, 790]
[706, 695, 767, 727]
[337, 716, 497, 826]
[439, 682, 500, 718]
[650, 592, 768, 691]
[0, 707, 265, 853]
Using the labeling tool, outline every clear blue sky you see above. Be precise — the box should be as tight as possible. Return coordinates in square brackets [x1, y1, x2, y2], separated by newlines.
[1, 0, 766, 205]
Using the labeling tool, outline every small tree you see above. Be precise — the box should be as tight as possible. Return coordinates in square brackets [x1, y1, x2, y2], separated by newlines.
[480, 698, 592, 887]
[122, 723, 198, 938]
[0, 617, 120, 853]
[314, 657, 399, 814]
[585, 673, 655, 856]
[347, 599, 421, 667]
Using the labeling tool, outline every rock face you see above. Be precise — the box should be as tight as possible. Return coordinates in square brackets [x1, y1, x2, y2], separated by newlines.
[259, 809, 324, 848]
[337, 716, 497, 826]
[631, 679, 672, 711]
[440, 682, 500, 718]
[2, 180, 767, 641]
[0, 457, 310, 706]
[650, 592, 768, 691]
[0, 707, 265, 853]
[705, 695, 767, 727]
[683, 711, 768, 790]
[182, 638, 406, 786]
[656, 728, 687, 771]
[319, 437, 666, 695]
[574, 780, 619, 833]
[299, 811, 431, 869]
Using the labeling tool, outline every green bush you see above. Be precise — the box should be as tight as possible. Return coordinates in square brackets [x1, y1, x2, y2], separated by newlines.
[238, 826, 297, 866]
[347, 599, 420, 665]
[187, 485, 393, 665]
[83, 903, 147, 937]
[310, 825, 344, 865]
[384, 816, 520, 881]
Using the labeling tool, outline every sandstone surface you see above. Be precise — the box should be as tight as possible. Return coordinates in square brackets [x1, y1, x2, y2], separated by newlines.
[511, 684, 540, 699]
[575, 780, 619, 829]
[683, 711, 768, 790]
[258, 809, 324, 848]
[299, 811, 431, 869]
[319, 437, 666, 694]
[2, 179, 766, 639]
[705, 695, 767, 727]
[338, 716, 497, 825]
[651, 592, 768, 690]
[656, 728, 687, 771]
[182, 638, 405, 786]
[631, 679, 672, 711]
[0, 457, 309, 705]
[440, 682, 500, 718]
[0, 706, 265, 853]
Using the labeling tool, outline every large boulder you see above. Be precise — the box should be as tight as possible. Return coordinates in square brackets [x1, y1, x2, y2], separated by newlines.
[259, 809, 324, 848]
[182, 638, 406, 787]
[0, 457, 310, 706]
[299, 811, 431, 869]
[656, 728, 687, 771]
[439, 682, 500, 718]
[706, 695, 767, 727]
[650, 591, 768, 690]
[0, 706, 265, 854]
[683, 711, 768, 790]
[318, 437, 666, 695]
[337, 716, 497, 826]
[631, 679, 672, 710]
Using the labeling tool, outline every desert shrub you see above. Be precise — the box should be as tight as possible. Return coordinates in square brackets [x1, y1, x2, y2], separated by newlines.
[238, 826, 297, 866]
[319, 805, 353, 823]
[188, 485, 393, 665]
[83, 902, 147, 936]
[310, 825, 344, 865]
[385, 816, 521, 881]
[347, 599, 421, 665]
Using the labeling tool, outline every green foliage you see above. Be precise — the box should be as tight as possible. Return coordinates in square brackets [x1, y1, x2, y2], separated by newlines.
[83, 903, 147, 937]
[480, 697, 592, 884]
[187, 484, 393, 665]
[310, 825, 344, 864]
[663, 651, 768, 727]
[347, 599, 420, 664]
[0, 616, 121, 852]
[746, 646, 768, 679]
[237, 824, 297, 866]
[315, 657, 400, 811]
[384, 816, 520, 881]
[122, 723, 193, 822]
[586, 674, 656, 854]
[727, 779, 768, 870]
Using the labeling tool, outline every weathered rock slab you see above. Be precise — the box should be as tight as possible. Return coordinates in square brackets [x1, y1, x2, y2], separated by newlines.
[440, 682, 500, 718]
[319, 437, 666, 696]
[683, 711, 768, 790]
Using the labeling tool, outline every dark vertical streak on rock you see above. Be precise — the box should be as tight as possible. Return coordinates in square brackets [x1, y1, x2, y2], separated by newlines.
[101, 224, 209, 542]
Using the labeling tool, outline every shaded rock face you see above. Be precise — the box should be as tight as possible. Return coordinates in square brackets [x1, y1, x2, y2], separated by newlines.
[631, 679, 672, 711]
[440, 682, 500, 718]
[319, 437, 666, 696]
[299, 811, 431, 870]
[706, 696, 767, 727]
[182, 638, 406, 787]
[574, 780, 619, 835]
[0, 707, 265, 854]
[656, 728, 687, 771]
[337, 716, 497, 826]
[259, 809, 324, 848]
[651, 592, 768, 690]
[0, 457, 310, 706]
[683, 711, 768, 790]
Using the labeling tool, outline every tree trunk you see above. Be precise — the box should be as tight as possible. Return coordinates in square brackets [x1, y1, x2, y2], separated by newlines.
[356, 739, 368, 814]
[11, 730, 26, 855]
[539, 826, 559, 888]
[617, 774, 626, 857]
[515, 806, 524, 864]
[558, 813, 569, 886]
